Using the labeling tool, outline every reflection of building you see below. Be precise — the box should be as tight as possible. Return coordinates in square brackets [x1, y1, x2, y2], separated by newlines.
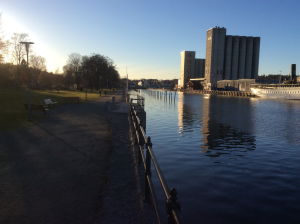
[180, 51, 205, 88]
[178, 92, 184, 131]
[178, 92, 256, 158]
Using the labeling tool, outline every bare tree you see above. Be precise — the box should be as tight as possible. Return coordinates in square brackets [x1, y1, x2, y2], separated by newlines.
[10, 33, 30, 88]
[30, 54, 46, 71]
[67, 53, 81, 69]
[54, 67, 61, 75]
[29, 54, 46, 88]
[0, 13, 9, 62]
[67, 53, 81, 90]
[10, 33, 29, 65]
[63, 64, 75, 90]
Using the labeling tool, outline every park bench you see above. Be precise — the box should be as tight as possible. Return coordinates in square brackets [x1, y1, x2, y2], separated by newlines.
[63, 97, 81, 104]
[24, 104, 49, 115]
[44, 99, 57, 109]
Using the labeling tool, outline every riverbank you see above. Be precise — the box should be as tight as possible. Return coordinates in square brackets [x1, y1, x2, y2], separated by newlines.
[0, 90, 156, 224]
[179, 89, 255, 97]
[147, 88, 256, 97]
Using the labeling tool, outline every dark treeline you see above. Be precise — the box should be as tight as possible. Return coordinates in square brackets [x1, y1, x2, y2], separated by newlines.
[0, 52, 120, 90]
[0, 57, 59, 89]
[63, 53, 120, 91]
[258, 74, 290, 80]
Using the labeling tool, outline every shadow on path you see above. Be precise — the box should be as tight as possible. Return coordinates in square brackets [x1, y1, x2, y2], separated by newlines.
[0, 91, 156, 224]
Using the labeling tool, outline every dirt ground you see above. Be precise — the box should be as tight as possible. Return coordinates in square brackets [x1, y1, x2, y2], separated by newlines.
[0, 90, 156, 224]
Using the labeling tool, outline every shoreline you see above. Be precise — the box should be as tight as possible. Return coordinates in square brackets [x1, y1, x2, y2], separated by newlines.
[145, 88, 256, 97]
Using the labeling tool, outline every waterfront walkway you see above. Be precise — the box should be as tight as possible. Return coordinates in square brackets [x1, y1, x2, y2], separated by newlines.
[0, 90, 156, 224]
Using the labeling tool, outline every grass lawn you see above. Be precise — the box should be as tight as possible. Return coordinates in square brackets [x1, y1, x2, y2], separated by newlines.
[0, 88, 112, 132]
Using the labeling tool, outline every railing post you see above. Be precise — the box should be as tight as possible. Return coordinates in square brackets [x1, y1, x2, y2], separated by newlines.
[138, 121, 145, 164]
[139, 121, 145, 146]
[166, 188, 181, 224]
[144, 136, 152, 202]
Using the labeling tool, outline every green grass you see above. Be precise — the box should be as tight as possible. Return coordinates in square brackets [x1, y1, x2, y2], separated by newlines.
[0, 88, 112, 132]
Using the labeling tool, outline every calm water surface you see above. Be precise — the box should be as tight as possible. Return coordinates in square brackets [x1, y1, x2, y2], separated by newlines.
[133, 90, 300, 224]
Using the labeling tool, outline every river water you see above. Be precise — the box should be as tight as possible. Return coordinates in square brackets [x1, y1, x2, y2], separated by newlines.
[132, 90, 300, 224]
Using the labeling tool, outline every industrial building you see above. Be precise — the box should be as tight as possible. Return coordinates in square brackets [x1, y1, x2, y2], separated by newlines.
[180, 51, 205, 88]
[291, 64, 296, 80]
[205, 26, 260, 89]
[180, 27, 260, 90]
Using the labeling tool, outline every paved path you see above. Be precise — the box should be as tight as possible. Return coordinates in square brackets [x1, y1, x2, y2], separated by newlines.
[0, 91, 156, 224]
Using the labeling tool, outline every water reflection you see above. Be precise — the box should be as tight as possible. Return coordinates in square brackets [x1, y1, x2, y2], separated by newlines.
[178, 92, 256, 158]
[201, 122, 256, 158]
[135, 90, 300, 224]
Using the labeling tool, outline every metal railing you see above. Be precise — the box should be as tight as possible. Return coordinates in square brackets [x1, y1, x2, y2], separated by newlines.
[130, 103, 184, 224]
[130, 94, 145, 109]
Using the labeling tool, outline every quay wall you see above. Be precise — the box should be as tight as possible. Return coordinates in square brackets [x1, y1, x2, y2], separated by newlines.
[146, 88, 256, 97]
[178, 89, 255, 97]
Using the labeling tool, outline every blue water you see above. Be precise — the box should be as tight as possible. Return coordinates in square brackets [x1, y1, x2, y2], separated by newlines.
[132, 90, 300, 224]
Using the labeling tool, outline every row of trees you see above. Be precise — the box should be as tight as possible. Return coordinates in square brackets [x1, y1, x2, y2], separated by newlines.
[63, 53, 120, 91]
[258, 74, 290, 80]
[0, 61, 63, 89]
[0, 13, 120, 90]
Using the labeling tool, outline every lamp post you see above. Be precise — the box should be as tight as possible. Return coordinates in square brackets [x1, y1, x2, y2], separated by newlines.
[85, 69, 87, 101]
[20, 41, 34, 121]
[100, 76, 102, 94]
[107, 78, 108, 90]
[279, 70, 282, 84]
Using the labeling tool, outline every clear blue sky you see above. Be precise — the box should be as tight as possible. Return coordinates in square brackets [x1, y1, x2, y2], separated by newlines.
[1, 0, 299, 79]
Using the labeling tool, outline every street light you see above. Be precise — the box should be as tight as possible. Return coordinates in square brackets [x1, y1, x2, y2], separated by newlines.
[100, 76, 102, 94]
[107, 78, 108, 90]
[20, 41, 34, 120]
[85, 69, 88, 101]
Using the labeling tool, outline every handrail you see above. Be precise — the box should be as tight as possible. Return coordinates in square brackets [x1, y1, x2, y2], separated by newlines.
[129, 102, 184, 224]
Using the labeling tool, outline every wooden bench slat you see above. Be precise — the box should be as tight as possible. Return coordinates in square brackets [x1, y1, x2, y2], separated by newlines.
[63, 97, 81, 104]
[24, 104, 49, 115]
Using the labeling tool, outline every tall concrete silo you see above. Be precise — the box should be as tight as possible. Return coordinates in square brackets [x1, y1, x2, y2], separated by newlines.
[231, 36, 240, 80]
[291, 64, 296, 80]
[251, 37, 260, 80]
[238, 36, 247, 79]
[245, 37, 253, 79]
[224, 35, 233, 80]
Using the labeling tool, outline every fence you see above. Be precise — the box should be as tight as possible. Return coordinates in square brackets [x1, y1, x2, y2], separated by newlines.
[129, 100, 184, 224]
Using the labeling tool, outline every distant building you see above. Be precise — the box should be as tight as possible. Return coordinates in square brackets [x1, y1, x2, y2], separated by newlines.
[180, 51, 205, 88]
[205, 27, 260, 89]
[204, 27, 260, 89]
[179, 27, 260, 89]
[138, 80, 150, 88]
[205, 27, 226, 87]
[194, 59, 205, 79]
[291, 64, 296, 80]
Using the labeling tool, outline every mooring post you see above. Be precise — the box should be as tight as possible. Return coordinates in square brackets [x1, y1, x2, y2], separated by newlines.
[144, 136, 152, 202]
[166, 188, 181, 224]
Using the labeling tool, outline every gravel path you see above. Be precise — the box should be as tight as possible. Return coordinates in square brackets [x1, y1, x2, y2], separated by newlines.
[0, 90, 156, 224]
